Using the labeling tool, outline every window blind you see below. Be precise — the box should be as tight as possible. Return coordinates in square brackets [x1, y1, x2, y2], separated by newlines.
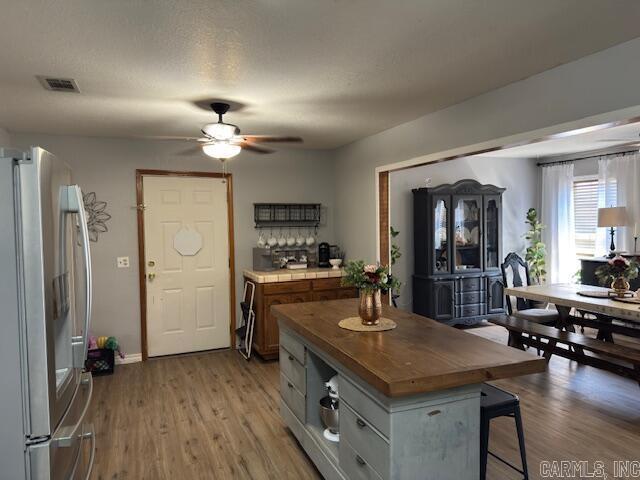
[573, 179, 598, 256]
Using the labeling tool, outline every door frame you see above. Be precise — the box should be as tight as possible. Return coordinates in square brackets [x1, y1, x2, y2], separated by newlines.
[135, 169, 236, 360]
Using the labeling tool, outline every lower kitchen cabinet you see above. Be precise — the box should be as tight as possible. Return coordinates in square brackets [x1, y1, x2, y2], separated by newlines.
[246, 276, 357, 360]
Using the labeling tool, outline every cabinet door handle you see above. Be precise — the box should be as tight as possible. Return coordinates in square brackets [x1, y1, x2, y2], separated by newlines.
[356, 418, 366, 428]
[356, 455, 366, 466]
[288, 355, 294, 361]
[287, 382, 293, 389]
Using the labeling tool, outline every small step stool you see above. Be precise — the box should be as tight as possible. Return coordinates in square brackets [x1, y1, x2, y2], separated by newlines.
[236, 280, 256, 360]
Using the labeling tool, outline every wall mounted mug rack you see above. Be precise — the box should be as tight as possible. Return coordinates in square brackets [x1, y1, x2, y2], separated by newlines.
[254, 203, 321, 228]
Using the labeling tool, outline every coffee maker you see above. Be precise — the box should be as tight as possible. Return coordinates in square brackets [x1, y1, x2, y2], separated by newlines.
[318, 242, 331, 268]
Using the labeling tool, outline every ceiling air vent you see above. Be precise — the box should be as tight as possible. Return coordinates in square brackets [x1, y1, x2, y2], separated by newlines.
[37, 76, 80, 93]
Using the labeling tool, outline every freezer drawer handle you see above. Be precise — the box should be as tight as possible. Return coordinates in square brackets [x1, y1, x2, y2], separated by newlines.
[81, 425, 96, 480]
[69, 423, 96, 480]
[53, 372, 93, 448]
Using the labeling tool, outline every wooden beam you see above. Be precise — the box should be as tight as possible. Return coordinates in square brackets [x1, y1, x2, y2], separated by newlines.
[378, 171, 390, 304]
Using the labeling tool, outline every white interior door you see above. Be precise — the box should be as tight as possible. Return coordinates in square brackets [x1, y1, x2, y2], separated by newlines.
[143, 175, 231, 357]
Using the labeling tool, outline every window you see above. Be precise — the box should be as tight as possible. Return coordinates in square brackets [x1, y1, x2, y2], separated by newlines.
[572, 176, 617, 258]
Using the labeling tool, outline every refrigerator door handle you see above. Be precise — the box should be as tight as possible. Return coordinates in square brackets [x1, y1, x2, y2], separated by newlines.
[66, 185, 93, 365]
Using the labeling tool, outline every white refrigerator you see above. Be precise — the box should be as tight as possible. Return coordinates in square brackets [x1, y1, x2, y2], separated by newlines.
[0, 147, 95, 480]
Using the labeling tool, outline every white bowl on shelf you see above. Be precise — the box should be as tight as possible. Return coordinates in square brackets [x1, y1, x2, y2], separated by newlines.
[329, 258, 343, 270]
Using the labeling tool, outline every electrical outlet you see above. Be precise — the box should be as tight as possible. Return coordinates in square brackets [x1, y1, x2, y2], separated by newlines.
[117, 256, 130, 268]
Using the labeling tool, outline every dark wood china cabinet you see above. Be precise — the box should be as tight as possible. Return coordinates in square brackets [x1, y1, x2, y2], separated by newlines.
[412, 179, 505, 326]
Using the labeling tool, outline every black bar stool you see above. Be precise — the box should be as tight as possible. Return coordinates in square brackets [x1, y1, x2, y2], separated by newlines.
[480, 383, 529, 480]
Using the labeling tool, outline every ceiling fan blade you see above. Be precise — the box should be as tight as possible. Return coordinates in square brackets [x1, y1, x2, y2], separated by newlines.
[175, 145, 207, 156]
[240, 141, 275, 154]
[144, 135, 203, 142]
[242, 135, 303, 143]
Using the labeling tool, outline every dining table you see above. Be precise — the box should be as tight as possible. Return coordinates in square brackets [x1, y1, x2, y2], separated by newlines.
[501, 283, 640, 385]
[504, 283, 640, 340]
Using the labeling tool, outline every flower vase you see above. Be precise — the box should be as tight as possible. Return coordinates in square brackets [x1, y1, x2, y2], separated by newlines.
[610, 276, 630, 296]
[358, 290, 382, 326]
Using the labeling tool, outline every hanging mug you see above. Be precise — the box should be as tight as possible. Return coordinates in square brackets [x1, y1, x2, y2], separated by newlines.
[257, 230, 266, 248]
[267, 229, 277, 248]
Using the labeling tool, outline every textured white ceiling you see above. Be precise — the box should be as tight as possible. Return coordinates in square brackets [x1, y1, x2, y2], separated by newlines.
[1, 0, 640, 148]
[474, 121, 640, 159]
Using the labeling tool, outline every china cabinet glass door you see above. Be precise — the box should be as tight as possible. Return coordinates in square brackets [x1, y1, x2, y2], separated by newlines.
[484, 195, 501, 270]
[432, 196, 450, 274]
[452, 195, 482, 272]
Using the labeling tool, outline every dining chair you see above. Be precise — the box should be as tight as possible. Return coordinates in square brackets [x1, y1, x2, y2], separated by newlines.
[501, 252, 559, 354]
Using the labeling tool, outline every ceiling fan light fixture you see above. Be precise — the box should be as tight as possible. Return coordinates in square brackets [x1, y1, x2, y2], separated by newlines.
[202, 141, 241, 159]
[202, 122, 237, 141]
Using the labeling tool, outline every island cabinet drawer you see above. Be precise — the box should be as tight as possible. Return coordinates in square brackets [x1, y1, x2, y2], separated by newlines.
[280, 330, 305, 365]
[339, 376, 390, 438]
[340, 402, 389, 479]
[280, 373, 306, 423]
[339, 439, 384, 480]
[279, 347, 306, 395]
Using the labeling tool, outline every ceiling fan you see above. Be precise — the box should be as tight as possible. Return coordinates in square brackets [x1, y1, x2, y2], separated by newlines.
[188, 102, 302, 159]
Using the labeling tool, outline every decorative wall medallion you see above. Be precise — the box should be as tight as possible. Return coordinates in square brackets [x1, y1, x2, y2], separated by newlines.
[173, 228, 202, 256]
[83, 192, 111, 242]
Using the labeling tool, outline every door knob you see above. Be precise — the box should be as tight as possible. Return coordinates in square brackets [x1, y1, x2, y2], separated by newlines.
[148, 272, 156, 281]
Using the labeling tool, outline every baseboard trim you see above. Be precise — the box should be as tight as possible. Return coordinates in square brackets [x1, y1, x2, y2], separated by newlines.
[115, 353, 143, 365]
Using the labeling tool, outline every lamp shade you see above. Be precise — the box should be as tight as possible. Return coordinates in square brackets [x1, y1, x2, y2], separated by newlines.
[597, 206, 628, 227]
[202, 142, 241, 159]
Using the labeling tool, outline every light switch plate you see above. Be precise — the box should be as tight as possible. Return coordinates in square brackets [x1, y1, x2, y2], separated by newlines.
[117, 256, 130, 268]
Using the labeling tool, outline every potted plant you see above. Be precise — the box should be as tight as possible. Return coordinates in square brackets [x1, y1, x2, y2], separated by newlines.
[390, 226, 401, 307]
[595, 256, 639, 296]
[342, 260, 399, 325]
[524, 208, 546, 285]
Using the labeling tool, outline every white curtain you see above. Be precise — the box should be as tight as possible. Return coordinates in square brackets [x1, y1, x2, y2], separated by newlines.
[541, 163, 576, 283]
[596, 152, 640, 255]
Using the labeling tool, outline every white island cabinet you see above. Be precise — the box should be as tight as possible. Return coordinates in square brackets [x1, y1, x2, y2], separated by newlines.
[273, 299, 545, 480]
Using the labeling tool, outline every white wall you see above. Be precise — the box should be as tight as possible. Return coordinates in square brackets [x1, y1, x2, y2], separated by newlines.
[0, 127, 11, 146]
[12, 133, 336, 356]
[334, 37, 640, 263]
[389, 156, 538, 311]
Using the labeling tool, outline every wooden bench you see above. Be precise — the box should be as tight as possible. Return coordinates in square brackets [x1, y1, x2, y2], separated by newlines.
[490, 316, 640, 386]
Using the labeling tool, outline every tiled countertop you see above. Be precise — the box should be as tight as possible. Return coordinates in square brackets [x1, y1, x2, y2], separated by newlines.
[243, 267, 345, 284]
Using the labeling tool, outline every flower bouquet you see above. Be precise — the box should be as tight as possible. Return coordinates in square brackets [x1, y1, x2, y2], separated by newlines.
[342, 261, 400, 325]
[595, 255, 639, 296]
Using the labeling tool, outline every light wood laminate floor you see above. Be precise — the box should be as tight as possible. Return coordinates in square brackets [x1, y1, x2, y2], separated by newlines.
[89, 326, 640, 480]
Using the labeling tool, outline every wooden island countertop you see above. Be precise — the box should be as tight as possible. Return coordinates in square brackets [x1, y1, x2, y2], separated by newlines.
[272, 298, 545, 397]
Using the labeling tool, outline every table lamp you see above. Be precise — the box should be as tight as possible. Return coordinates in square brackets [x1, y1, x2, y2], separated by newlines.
[598, 206, 628, 258]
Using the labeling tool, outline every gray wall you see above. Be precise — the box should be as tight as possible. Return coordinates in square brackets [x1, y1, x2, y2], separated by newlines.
[334, 37, 640, 263]
[389, 156, 538, 311]
[0, 127, 11, 146]
[12, 133, 336, 356]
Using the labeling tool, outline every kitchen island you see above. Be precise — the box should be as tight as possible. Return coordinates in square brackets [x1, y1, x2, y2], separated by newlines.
[272, 299, 545, 480]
